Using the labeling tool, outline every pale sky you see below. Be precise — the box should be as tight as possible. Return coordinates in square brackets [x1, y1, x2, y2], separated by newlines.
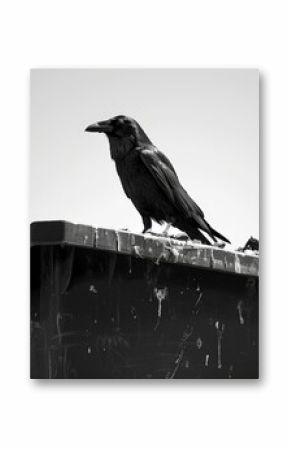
[30, 69, 259, 247]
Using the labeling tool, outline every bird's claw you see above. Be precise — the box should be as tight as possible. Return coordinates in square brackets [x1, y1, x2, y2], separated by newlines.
[143, 230, 163, 237]
[170, 232, 190, 241]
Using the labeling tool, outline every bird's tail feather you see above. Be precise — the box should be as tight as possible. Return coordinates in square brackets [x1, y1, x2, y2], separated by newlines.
[194, 230, 212, 245]
[205, 221, 231, 244]
[187, 228, 213, 245]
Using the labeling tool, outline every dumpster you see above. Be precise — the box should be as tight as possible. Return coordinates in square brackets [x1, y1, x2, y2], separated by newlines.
[30, 220, 259, 379]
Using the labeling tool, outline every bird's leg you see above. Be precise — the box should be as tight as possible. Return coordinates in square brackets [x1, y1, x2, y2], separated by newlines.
[162, 223, 171, 236]
[142, 216, 152, 234]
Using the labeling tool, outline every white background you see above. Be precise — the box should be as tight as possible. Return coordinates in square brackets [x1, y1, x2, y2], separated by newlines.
[0, 1, 289, 448]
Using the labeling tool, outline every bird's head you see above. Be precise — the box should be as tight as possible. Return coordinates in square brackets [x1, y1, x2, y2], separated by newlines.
[85, 115, 152, 159]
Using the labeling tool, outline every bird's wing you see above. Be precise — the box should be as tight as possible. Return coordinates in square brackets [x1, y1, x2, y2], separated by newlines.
[139, 146, 206, 224]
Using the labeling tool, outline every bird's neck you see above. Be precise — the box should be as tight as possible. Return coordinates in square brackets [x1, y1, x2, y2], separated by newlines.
[108, 135, 136, 160]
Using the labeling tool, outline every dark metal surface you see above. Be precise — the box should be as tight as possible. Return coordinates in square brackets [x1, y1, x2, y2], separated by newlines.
[31, 231, 259, 379]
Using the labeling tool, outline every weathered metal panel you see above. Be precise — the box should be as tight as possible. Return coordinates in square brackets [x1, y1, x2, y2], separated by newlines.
[30, 221, 259, 276]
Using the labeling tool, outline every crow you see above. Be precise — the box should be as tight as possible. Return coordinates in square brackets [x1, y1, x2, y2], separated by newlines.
[85, 115, 230, 245]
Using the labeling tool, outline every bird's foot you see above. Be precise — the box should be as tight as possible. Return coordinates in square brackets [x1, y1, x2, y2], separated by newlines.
[144, 230, 162, 237]
[143, 230, 171, 239]
[162, 223, 172, 236]
[171, 232, 190, 241]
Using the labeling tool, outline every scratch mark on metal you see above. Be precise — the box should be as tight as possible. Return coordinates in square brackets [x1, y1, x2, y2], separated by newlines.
[133, 245, 144, 258]
[205, 354, 209, 366]
[235, 254, 241, 273]
[237, 300, 245, 325]
[165, 325, 194, 378]
[130, 306, 137, 320]
[154, 287, 168, 331]
[215, 321, 225, 369]
[89, 284, 98, 294]
[196, 337, 203, 349]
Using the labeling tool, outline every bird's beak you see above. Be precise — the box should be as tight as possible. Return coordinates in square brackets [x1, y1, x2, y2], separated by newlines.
[85, 120, 113, 133]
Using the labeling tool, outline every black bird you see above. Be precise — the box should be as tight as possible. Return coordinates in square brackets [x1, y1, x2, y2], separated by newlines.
[85, 115, 230, 245]
[243, 237, 259, 252]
